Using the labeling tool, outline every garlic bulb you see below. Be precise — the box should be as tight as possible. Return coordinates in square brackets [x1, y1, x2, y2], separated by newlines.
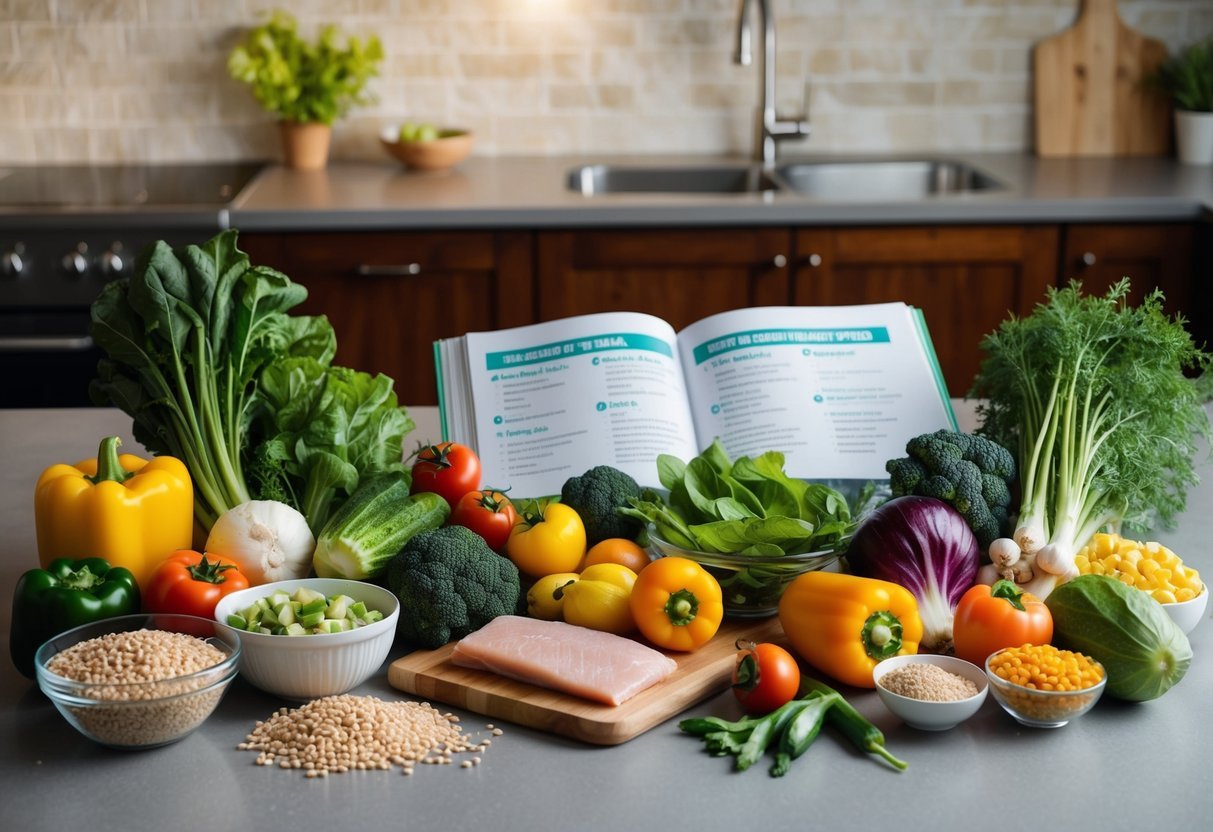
[205, 500, 315, 585]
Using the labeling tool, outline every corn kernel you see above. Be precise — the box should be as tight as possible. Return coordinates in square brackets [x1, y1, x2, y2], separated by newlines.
[1139, 559, 1158, 577]
[1176, 588, 1196, 602]
[1152, 589, 1178, 604]
[1123, 549, 1142, 565]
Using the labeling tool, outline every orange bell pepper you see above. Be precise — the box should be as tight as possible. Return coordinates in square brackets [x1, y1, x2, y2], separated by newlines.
[629, 556, 723, 651]
[778, 571, 922, 688]
[35, 436, 193, 589]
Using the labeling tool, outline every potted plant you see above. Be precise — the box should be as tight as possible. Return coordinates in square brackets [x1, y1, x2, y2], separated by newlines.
[1154, 38, 1213, 165]
[228, 10, 383, 170]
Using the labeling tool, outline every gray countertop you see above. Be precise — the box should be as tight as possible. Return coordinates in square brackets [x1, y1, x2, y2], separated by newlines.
[229, 152, 1213, 230]
[1, 404, 1210, 832]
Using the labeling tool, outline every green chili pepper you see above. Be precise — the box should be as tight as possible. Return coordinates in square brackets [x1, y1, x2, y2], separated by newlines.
[9, 557, 141, 678]
[801, 677, 908, 771]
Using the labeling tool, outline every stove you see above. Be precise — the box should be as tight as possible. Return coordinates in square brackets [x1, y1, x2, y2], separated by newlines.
[0, 162, 264, 407]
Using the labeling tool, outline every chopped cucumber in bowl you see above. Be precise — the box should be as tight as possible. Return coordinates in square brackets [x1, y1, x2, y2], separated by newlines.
[214, 578, 399, 699]
[225, 586, 386, 635]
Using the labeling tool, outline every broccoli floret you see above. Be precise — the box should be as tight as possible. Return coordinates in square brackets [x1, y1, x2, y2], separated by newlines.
[387, 526, 521, 649]
[560, 465, 643, 545]
[886, 429, 1017, 549]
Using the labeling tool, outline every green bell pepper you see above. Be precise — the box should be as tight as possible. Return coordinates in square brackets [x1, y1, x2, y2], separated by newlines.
[9, 557, 141, 678]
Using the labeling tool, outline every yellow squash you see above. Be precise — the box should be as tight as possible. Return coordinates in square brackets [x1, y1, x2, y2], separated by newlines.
[561, 563, 637, 634]
[35, 436, 193, 589]
[778, 571, 922, 688]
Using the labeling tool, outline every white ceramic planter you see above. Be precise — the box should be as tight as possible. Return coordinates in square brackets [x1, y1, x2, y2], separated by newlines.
[1175, 110, 1213, 165]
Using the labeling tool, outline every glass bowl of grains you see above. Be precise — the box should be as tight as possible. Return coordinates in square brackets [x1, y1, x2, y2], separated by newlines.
[984, 644, 1106, 729]
[35, 614, 241, 750]
[872, 654, 989, 731]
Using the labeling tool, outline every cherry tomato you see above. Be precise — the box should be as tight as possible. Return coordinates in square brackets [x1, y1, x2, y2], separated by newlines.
[582, 538, 652, 574]
[450, 489, 518, 551]
[953, 579, 1053, 666]
[410, 442, 482, 508]
[144, 550, 250, 619]
[732, 641, 801, 715]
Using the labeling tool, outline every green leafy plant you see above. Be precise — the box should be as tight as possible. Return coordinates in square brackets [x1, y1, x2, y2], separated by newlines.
[227, 10, 384, 125]
[89, 230, 414, 533]
[1153, 38, 1213, 112]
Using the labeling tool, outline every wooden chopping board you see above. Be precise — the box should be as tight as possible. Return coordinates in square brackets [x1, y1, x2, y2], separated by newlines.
[1034, 0, 1171, 157]
[388, 616, 783, 745]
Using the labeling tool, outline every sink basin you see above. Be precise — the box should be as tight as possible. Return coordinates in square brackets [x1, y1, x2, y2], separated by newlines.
[567, 165, 780, 195]
[774, 160, 1003, 200]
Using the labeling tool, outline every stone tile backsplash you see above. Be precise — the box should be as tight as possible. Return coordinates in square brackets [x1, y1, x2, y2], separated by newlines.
[1, 0, 1210, 164]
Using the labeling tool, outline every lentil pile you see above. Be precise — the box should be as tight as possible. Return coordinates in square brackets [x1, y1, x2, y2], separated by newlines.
[880, 663, 979, 702]
[239, 694, 503, 779]
[45, 629, 231, 747]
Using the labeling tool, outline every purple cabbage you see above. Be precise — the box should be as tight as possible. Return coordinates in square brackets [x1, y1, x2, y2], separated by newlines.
[846, 496, 979, 652]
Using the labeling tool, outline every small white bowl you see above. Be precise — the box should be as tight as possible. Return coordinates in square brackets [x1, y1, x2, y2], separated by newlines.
[1161, 587, 1207, 635]
[213, 578, 399, 700]
[872, 654, 988, 731]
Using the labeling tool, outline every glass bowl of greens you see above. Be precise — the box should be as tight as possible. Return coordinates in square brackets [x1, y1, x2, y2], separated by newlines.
[647, 527, 843, 618]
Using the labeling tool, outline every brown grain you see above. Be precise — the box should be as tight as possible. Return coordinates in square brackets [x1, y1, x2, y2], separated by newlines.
[880, 663, 979, 702]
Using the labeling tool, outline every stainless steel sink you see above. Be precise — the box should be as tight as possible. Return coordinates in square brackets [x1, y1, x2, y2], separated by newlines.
[566, 159, 1004, 199]
[567, 165, 780, 195]
[774, 160, 1003, 200]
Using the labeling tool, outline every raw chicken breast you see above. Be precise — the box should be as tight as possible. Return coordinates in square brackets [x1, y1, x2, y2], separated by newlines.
[451, 615, 677, 706]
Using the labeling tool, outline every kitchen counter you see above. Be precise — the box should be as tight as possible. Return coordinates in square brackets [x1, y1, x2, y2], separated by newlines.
[229, 153, 1213, 231]
[1, 405, 1210, 832]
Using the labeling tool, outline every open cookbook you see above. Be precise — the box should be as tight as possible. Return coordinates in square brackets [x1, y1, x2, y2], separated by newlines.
[433, 304, 957, 497]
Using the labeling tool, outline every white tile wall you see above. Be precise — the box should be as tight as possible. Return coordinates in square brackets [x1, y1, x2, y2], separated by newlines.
[1, 0, 1209, 163]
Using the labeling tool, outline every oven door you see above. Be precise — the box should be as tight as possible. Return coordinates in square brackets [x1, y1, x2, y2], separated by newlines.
[0, 308, 102, 407]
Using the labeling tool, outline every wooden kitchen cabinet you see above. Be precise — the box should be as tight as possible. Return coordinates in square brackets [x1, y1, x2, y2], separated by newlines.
[1060, 223, 1196, 317]
[791, 226, 1060, 396]
[535, 229, 792, 330]
[239, 231, 533, 406]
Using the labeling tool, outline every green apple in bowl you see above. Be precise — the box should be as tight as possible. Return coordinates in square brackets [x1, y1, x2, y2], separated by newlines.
[399, 121, 439, 143]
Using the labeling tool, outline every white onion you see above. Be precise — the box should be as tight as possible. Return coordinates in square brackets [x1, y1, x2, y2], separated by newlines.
[205, 500, 315, 585]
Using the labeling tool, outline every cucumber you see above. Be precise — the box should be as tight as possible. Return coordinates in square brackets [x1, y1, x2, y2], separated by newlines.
[1046, 574, 1192, 701]
[312, 474, 450, 580]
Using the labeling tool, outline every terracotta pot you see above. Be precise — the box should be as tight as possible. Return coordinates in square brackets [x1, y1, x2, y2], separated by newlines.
[279, 121, 332, 170]
[1175, 110, 1213, 166]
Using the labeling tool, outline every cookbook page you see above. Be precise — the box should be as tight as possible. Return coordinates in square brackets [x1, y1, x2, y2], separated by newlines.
[459, 312, 699, 496]
[676, 304, 956, 481]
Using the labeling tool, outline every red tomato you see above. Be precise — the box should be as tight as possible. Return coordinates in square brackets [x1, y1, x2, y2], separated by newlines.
[732, 641, 801, 715]
[450, 489, 518, 551]
[144, 550, 250, 619]
[410, 442, 482, 508]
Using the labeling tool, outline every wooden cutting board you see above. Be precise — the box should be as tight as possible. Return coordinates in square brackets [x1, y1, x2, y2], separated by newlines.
[388, 616, 783, 745]
[1034, 0, 1171, 157]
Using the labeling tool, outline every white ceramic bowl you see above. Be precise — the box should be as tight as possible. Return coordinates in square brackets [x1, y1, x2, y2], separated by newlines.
[1161, 586, 1208, 635]
[213, 578, 399, 700]
[872, 654, 988, 731]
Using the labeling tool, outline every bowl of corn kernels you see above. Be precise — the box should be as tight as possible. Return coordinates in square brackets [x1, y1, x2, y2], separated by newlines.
[1075, 533, 1206, 635]
[985, 644, 1106, 728]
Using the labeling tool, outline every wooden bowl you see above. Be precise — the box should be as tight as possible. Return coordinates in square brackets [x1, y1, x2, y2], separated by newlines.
[380, 126, 474, 171]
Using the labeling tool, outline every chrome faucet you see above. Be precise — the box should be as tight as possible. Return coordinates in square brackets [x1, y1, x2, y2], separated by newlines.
[734, 0, 809, 167]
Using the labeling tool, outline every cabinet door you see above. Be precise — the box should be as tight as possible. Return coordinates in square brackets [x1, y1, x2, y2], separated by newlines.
[536, 229, 792, 330]
[793, 226, 1059, 396]
[1061, 223, 1195, 315]
[239, 231, 533, 406]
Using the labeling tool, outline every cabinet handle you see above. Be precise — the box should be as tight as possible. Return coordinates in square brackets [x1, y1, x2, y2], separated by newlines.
[356, 263, 422, 276]
[1081, 252, 1097, 267]
[772, 254, 787, 268]
[807, 253, 823, 267]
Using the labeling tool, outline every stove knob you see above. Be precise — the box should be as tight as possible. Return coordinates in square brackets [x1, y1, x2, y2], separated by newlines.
[99, 243, 126, 278]
[62, 242, 89, 277]
[2, 244, 24, 278]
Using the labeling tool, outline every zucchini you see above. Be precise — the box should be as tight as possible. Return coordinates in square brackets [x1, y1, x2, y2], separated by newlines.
[313, 474, 450, 580]
[1046, 574, 1192, 701]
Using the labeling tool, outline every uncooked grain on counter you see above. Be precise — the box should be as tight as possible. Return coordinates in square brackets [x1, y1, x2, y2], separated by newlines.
[880, 663, 979, 702]
[238, 694, 501, 778]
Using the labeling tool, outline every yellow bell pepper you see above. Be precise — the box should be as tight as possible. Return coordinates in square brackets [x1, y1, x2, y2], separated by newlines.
[35, 436, 193, 589]
[630, 556, 723, 651]
[561, 563, 638, 635]
[778, 571, 923, 689]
